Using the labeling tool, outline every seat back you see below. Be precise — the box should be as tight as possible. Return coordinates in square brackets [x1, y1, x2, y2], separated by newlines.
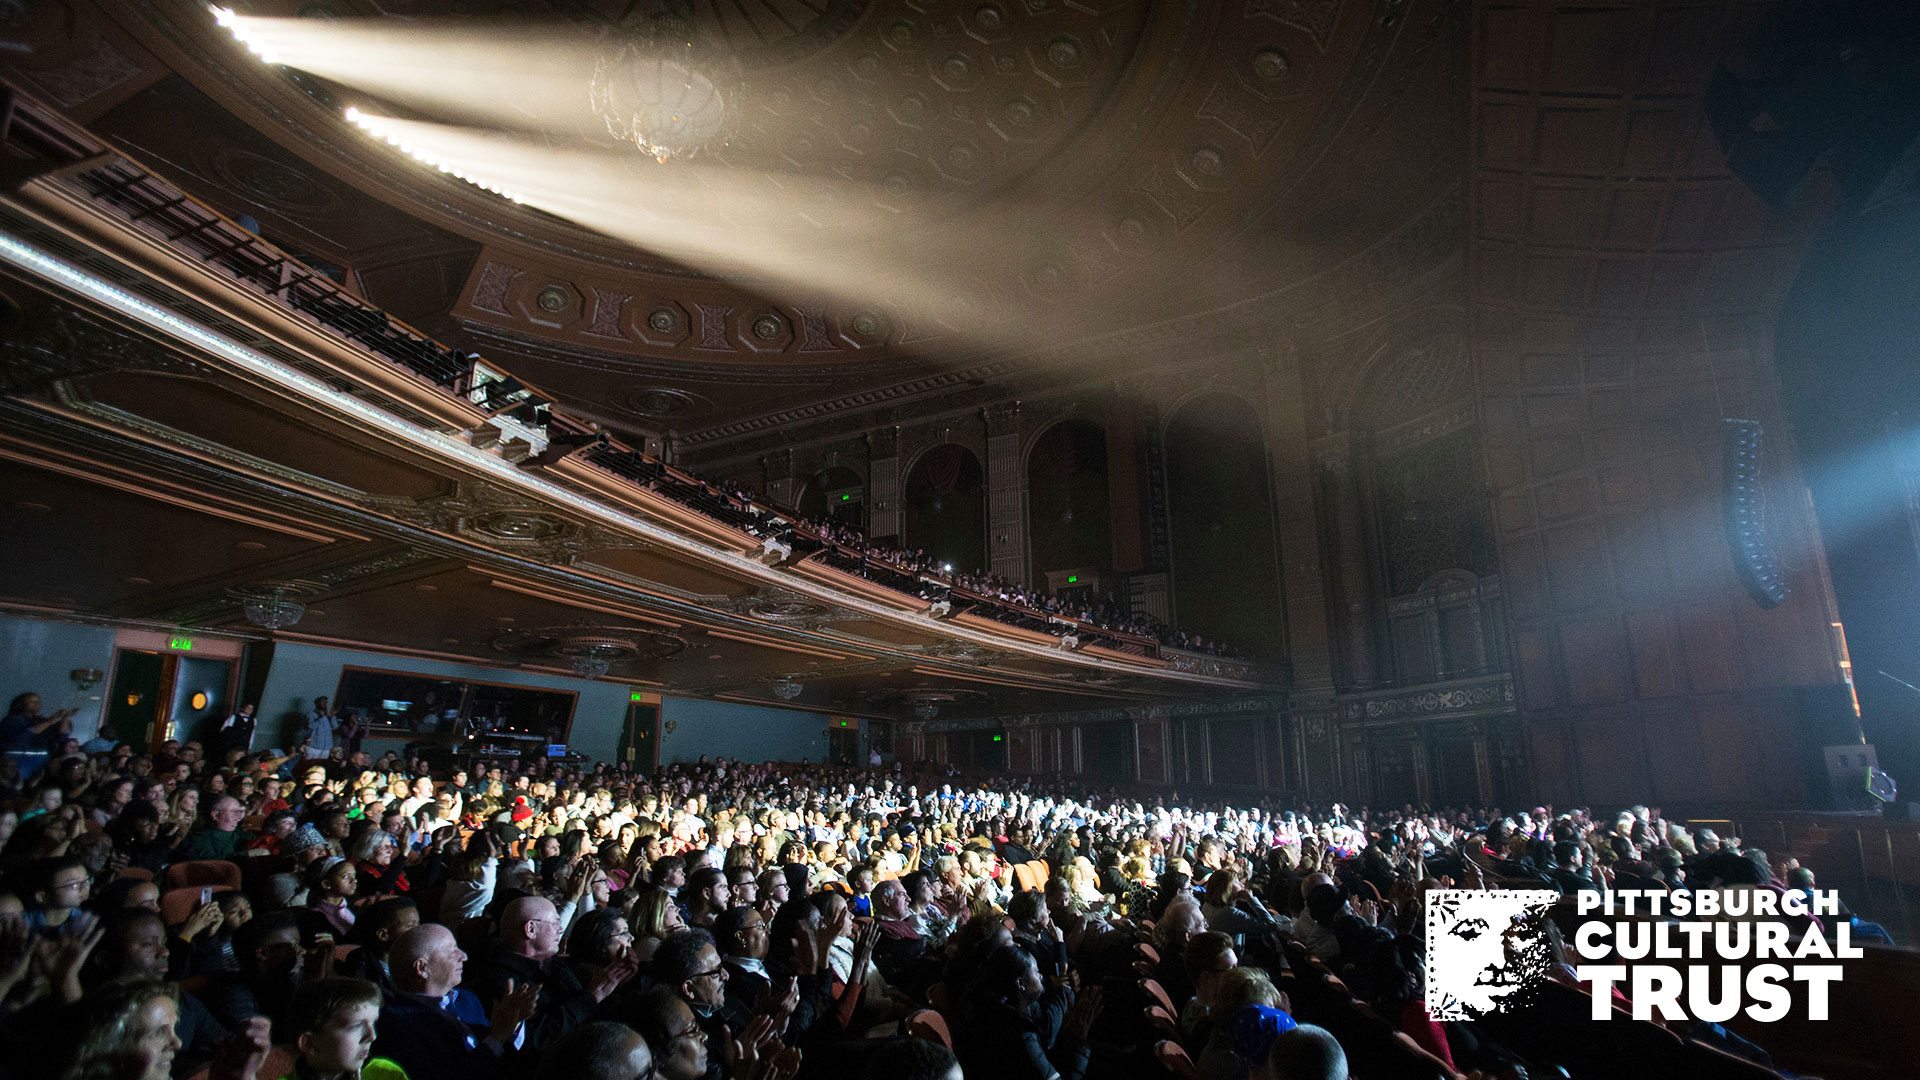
[904, 1008, 953, 1051]
[160, 885, 232, 928]
[1138, 977, 1177, 1017]
[1012, 862, 1038, 892]
[165, 860, 242, 891]
[1143, 1003, 1178, 1038]
[926, 982, 953, 1017]
[1153, 1039, 1200, 1080]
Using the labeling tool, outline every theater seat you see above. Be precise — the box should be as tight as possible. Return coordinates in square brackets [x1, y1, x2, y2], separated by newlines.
[903, 1009, 952, 1051]
[1138, 977, 1176, 1017]
[165, 861, 242, 891]
[1153, 1039, 1200, 1080]
[1143, 1003, 1178, 1038]
[160, 885, 232, 928]
[926, 982, 953, 1017]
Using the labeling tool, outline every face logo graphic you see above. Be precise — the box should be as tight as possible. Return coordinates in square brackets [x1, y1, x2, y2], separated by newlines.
[1425, 889, 1557, 1019]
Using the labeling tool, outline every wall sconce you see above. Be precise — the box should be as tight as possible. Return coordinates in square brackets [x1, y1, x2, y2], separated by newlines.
[662, 718, 678, 735]
[125, 692, 143, 707]
[190, 692, 209, 710]
[70, 668, 103, 692]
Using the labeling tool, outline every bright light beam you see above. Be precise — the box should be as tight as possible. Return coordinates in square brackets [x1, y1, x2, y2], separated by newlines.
[212, 7, 603, 131]
[339, 111, 1137, 354]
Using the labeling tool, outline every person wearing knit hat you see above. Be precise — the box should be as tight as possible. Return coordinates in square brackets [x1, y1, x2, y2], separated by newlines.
[286, 822, 329, 864]
[1228, 1004, 1297, 1070]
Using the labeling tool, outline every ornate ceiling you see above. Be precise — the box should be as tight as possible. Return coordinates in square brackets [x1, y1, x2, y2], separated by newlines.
[0, 0, 1468, 448]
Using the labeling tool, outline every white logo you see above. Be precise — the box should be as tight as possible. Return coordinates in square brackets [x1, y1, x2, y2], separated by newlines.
[1425, 889, 1558, 1019]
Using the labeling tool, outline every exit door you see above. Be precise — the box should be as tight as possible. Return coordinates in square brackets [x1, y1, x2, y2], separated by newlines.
[103, 649, 234, 753]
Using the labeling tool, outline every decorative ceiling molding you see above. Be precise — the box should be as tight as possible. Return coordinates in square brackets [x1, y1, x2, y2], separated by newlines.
[0, 298, 202, 395]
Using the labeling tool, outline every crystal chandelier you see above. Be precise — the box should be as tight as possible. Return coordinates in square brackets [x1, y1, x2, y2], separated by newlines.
[913, 701, 939, 721]
[771, 678, 804, 701]
[589, 11, 730, 164]
[568, 646, 618, 679]
[242, 589, 305, 630]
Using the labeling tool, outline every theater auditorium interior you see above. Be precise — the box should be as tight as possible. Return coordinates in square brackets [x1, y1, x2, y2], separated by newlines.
[0, 1, 1918, 1079]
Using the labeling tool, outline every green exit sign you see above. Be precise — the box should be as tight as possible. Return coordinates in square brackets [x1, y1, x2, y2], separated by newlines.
[167, 635, 194, 652]
[1066, 575, 1078, 583]
[840, 493, 851, 502]
[992, 734, 1004, 742]
[629, 691, 647, 702]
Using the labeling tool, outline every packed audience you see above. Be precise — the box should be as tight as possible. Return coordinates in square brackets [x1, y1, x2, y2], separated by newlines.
[0, 684, 1880, 1080]
[624, 465, 1240, 659]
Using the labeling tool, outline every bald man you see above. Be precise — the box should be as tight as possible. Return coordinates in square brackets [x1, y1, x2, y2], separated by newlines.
[536, 1022, 653, 1080]
[467, 895, 638, 1058]
[374, 923, 536, 1080]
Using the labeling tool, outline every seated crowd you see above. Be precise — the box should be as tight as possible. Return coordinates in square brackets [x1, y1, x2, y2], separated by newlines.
[0, 686, 1878, 1080]
[641, 470, 1238, 659]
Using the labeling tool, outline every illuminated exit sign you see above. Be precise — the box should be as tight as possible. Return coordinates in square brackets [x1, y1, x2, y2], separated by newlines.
[167, 635, 194, 651]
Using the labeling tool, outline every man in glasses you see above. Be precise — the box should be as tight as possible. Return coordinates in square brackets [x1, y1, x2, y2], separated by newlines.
[652, 928, 730, 1080]
[607, 987, 709, 1080]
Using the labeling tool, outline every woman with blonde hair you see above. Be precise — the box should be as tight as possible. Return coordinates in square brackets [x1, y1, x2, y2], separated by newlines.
[163, 787, 199, 836]
[623, 887, 684, 963]
[1062, 856, 1108, 908]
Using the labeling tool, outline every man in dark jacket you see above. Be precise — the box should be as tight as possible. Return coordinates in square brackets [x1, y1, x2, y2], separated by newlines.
[373, 923, 536, 1080]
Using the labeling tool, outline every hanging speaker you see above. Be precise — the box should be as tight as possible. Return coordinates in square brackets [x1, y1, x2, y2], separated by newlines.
[1722, 418, 1792, 608]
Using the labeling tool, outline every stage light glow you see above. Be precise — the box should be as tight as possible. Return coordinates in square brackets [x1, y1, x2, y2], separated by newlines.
[210, 6, 601, 131]
[203, 6, 1309, 372]
[343, 108, 529, 203]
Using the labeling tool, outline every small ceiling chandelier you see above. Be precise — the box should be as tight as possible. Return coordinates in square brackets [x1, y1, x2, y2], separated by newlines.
[771, 677, 804, 701]
[589, 8, 731, 164]
[913, 701, 940, 721]
[568, 646, 619, 679]
[242, 588, 305, 631]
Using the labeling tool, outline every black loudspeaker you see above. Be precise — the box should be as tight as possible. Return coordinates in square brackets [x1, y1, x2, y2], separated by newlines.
[1796, 684, 1872, 811]
[1722, 419, 1792, 609]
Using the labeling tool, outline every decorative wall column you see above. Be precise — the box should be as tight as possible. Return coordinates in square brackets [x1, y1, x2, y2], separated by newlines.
[1260, 349, 1337, 694]
[1313, 433, 1378, 691]
[866, 426, 902, 543]
[761, 448, 797, 507]
[983, 402, 1028, 584]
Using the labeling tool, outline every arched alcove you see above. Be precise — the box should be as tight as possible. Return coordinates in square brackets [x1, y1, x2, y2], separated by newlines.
[796, 465, 866, 530]
[1164, 394, 1282, 657]
[1026, 419, 1111, 582]
[903, 444, 986, 572]
[1348, 333, 1502, 685]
